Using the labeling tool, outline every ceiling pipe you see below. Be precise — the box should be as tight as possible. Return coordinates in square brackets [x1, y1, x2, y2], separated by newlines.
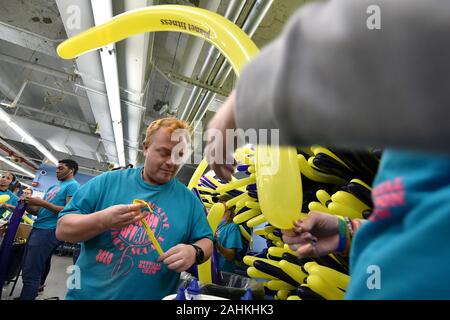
[178, 0, 247, 121]
[0, 141, 38, 171]
[0, 53, 145, 110]
[0, 136, 39, 168]
[190, 0, 274, 131]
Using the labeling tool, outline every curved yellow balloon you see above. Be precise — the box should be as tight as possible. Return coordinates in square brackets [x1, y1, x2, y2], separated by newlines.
[133, 200, 164, 256]
[57, 5, 259, 76]
[187, 159, 209, 190]
[256, 146, 306, 229]
[0, 195, 10, 204]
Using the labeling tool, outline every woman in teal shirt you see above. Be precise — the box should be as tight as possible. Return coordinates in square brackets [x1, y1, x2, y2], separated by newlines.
[215, 203, 243, 273]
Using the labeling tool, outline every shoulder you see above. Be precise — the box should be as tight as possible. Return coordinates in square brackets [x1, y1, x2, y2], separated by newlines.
[8, 190, 19, 200]
[91, 167, 139, 184]
[172, 179, 202, 204]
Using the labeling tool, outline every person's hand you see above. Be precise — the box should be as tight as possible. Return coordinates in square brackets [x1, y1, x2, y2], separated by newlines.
[282, 211, 340, 258]
[157, 244, 196, 273]
[205, 90, 238, 181]
[24, 197, 44, 207]
[101, 203, 146, 229]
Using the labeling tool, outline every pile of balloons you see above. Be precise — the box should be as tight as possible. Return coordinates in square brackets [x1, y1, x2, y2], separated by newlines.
[188, 145, 380, 300]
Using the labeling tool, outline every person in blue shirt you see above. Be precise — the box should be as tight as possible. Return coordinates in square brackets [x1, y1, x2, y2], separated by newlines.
[214, 199, 243, 273]
[56, 118, 214, 300]
[18, 159, 80, 300]
[0, 172, 19, 222]
[205, 0, 450, 299]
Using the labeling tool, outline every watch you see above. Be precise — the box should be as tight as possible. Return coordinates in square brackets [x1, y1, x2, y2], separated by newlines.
[190, 244, 204, 265]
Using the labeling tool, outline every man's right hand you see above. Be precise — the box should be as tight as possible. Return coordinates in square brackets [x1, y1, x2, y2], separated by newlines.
[100, 203, 146, 229]
[282, 211, 340, 258]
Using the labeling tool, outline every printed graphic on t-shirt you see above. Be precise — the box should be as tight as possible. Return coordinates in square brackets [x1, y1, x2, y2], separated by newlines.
[105, 202, 169, 277]
[370, 177, 405, 222]
[45, 186, 60, 202]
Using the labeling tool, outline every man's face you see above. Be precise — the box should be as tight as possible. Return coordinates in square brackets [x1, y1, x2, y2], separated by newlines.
[143, 127, 188, 185]
[56, 163, 71, 181]
[0, 173, 13, 187]
[23, 189, 32, 198]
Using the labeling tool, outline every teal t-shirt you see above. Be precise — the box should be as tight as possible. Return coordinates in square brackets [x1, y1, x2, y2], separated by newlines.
[33, 179, 80, 230]
[216, 220, 243, 273]
[58, 168, 214, 300]
[346, 150, 450, 299]
[0, 189, 18, 220]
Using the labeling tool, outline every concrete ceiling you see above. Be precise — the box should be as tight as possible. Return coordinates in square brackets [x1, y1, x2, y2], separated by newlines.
[0, 0, 310, 184]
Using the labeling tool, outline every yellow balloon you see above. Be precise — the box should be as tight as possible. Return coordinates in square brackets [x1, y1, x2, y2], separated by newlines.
[57, 5, 259, 75]
[0, 194, 10, 204]
[246, 214, 267, 228]
[133, 200, 164, 256]
[198, 202, 225, 284]
[247, 267, 278, 281]
[268, 280, 291, 290]
[188, 159, 208, 190]
[279, 260, 307, 285]
[256, 146, 306, 229]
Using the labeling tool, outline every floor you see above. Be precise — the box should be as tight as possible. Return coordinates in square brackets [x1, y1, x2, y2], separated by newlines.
[1, 255, 73, 300]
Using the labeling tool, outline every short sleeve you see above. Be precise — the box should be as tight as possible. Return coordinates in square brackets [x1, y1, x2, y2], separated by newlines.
[220, 224, 243, 251]
[65, 182, 80, 198]
[58, 176, 102, 220]
[187, 195, 214, 243]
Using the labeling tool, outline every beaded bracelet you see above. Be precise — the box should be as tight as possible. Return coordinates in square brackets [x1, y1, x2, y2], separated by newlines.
[344, 217, 354, 239]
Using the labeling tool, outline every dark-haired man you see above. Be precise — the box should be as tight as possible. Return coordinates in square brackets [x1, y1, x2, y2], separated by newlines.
[19, 159, 80, 300]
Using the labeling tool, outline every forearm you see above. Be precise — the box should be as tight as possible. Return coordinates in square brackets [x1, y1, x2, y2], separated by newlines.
[193, 238, 213, 262]
[236, 0, 450, 152]
[217, 243, 236, 261]
[26, 206, 40, 215]
[56, 211, 109, 242]
[40, 200, 65, 214]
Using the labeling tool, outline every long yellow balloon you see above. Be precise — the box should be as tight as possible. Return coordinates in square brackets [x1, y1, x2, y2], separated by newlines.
[256, 146, 306, 229]
[57, 5, 259, 76]
[198, 202, 225, 284]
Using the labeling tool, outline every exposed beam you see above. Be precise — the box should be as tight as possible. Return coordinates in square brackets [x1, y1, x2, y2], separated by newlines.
[0, 21, 60, 58]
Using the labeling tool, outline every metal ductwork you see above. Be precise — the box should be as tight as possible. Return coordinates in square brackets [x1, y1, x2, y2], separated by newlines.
[55, 0, 119, 165]
[0, 114, 106, 161]
[178, 0, 247, 121]
[189, 0, 274, 130]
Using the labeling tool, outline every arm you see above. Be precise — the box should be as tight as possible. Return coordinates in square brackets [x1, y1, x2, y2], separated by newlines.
[25, 196, 72, 215]
[216, 242, 237, 261]
[234, 0, 450, 152]
[26, 206, 40, 215]
[157, 238, 213, 273]
[1, 203, 16, 210]
[282, 212, 366, 257]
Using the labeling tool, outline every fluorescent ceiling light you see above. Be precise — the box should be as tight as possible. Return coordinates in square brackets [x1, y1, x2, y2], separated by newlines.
[91, 0, 126, 167]
[0, 108, 58, 165]
[0, 155, 35, 178]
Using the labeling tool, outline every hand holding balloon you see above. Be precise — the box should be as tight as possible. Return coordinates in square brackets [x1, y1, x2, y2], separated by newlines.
[282, 211, 340, 258]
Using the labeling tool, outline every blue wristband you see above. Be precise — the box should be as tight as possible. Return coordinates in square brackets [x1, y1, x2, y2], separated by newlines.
[336, 218, 347, 253]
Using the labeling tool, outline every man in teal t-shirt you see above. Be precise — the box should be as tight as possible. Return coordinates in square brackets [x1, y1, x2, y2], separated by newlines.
[19, 159, 80, 300]
[0, 172, 19, 221]
[57, 118, 214, 300]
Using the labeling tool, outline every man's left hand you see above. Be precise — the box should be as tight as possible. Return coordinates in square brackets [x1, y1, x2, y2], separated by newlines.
[157, 244, 196, 273]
